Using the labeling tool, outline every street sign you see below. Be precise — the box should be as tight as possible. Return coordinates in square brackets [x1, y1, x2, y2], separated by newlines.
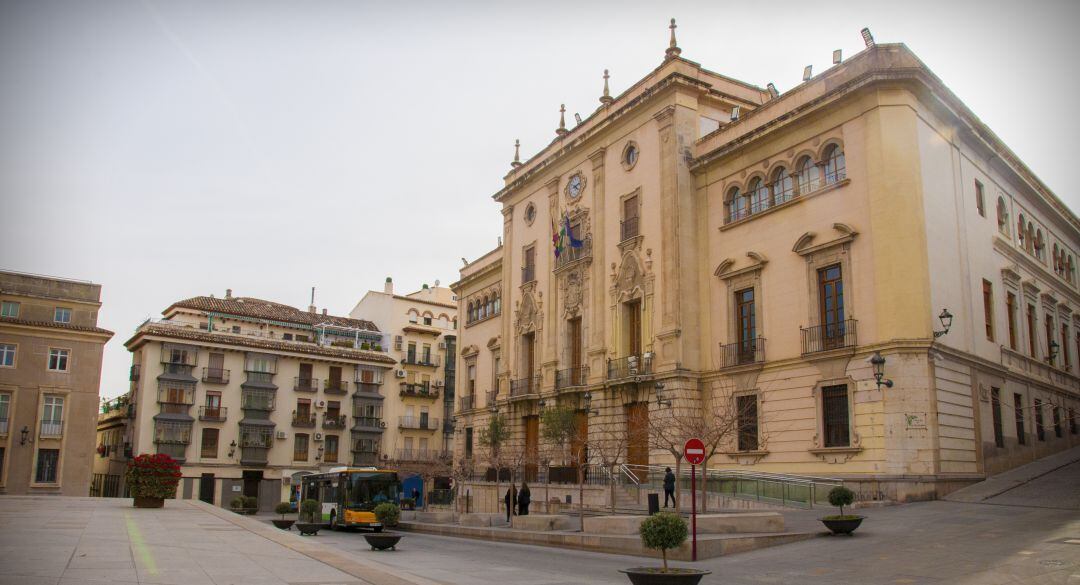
[684, 437, 705, 465]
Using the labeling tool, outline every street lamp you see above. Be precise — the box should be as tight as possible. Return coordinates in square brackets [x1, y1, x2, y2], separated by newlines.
[654, 382, 672, 408]
[316, 446, 324, 461]
[582, 391, 599, 415]
[870, 352, 894, 389]
[933, 308, 954, 338]
[1049, 340, 1060, 363]
[19, 425, 30, 446]
[228, 440, 237, 458]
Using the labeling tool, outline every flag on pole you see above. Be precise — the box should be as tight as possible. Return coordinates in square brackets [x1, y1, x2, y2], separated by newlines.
[552, 216, 563, 258]
[564, 214, 583, 248]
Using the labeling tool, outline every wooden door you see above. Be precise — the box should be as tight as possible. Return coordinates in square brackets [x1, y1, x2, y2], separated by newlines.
[626, 300, 642, 357]
[625, 402, 649, 482]
[199, 474, 215, 504]
[818, 265, 845, 348]
[525, 416, 539, 482]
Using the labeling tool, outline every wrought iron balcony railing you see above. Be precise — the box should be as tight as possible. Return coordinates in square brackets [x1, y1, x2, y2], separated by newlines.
[555, 365, 589, 390]
[324, 379, 349, 395]
[400, 383, 439, 399]
[607, 353, 653, 380]
[398, 416, 440, 431]
[620, 216, 639, 241]
[800, 319, 858, 355]
[198, 406, 227, 421]
[719, 338, 766, 368]
[459, 394, 475, 411]
[292, 410, 317, 427]
[202, 368, 230, 384]
[294, 377, 318, 392]
[322, 413, 347, 429]
[509, 375, 540, 398]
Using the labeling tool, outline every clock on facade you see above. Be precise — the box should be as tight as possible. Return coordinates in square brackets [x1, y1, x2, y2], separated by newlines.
[565, 173, 585, 200]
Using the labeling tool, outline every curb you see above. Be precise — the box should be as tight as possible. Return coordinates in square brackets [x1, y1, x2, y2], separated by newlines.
[187, 500, 443, 585]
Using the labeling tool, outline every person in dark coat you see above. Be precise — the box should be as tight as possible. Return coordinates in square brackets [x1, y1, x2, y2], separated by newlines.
[663, 467, 676, 508]
[504, 484, 517, 523]
[518, 483, 531, 516]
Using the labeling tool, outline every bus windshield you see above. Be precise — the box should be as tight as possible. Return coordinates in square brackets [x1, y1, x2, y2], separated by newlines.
[347, 472, 399, 511]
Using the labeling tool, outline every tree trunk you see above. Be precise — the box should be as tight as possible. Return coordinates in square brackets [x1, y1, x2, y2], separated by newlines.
[544, 469, 550, 514]
[674, 456, 682, 513]
[608, 464, 616, 515]
[494, 462, 501, 516]
[661, 548, 668, 572]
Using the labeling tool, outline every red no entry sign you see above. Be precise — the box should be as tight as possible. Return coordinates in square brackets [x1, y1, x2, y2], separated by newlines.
[684, 437, 705, 465]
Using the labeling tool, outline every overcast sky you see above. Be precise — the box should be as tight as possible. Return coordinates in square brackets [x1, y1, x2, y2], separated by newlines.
[2, 0, 1078, 400]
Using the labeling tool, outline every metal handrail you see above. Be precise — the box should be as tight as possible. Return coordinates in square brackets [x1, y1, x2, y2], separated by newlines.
[618, 463, 843, 509]
[619, 463, 640, 486]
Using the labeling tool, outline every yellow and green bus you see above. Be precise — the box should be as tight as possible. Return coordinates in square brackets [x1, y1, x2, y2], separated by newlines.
[299, 466, 400, 531]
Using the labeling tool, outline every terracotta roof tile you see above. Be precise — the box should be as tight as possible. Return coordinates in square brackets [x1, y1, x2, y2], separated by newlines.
[166, 296, 378, 331]
[0, 316, 114, 336]
[126, 323, 396, 364]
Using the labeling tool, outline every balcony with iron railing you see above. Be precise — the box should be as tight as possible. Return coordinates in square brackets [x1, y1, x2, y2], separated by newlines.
[40, 420, 63, 438]
[398, 416, 440, 431]
[198, 406, 227, 422]
[160, 363, 195, 377]
[555, 365, 589, 390]
[202, 368, 230, 384]
[521, 265, 536, 285]
[719, 338, 766, 369]
[620, 216, 640, 242]
[395, 448, 446, 462]
[352, 416, 385, 432]
[292, 410, 317, 427]
[486, 389, 500, 408]
[294, 377, 319, 393]
[355, 381, 382, 395]
[240, 390, 276, 413]
[400, 383, 439, 399]
[459, 394, 475, 412]
[401, 355, 438, 368]
[324, 379, 349, 395]
[607, 353, 653, 380]
[800, 319, 857, 355]
[555, 238, 592, 270]
[244, 371, 275, 386]
[0, 418, 8, 436]
[322, 413, 347, 430]
[509, 375, 540, 399]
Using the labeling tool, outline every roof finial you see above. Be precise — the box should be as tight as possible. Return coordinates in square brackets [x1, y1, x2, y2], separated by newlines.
[556, 104, 569, 137]
[511, 139, 522, 168]
[599, 69, 613, 106]
[665, 18, 681, 60]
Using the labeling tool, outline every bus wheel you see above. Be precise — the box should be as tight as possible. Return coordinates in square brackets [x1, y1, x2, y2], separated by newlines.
[373, 526, 383, 533]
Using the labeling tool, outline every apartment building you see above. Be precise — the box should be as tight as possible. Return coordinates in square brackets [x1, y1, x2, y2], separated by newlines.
[124, 290, 396, 511]
[91, 392, 132, 497]
[452, 27, 1080, 501]
[350, 278, 458, 477]
[0, 270, 113, 495]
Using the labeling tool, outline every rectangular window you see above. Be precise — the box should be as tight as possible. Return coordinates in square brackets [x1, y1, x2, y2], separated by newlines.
[422, 344, 432, 363]
[1027, 305, 1037, 357]
[818, 264, 846, 349]
[975, 180, 985, 217]
[467, 364, 476, 394]
[294, 433, 309, 461]
[821, 384, 850, 448]
[1014, 393, 1026, 445]
[48, 348, 69, 372]
[0, 344, 15, 367]
[736, 394, 759, 451]
[735, 288, 756, 363]
[1053, 407, 1063, 438]
[625, 300, 642, 356]
[41, 396, 64, 436]
[1034, 399, 1045, 441]
[35, 449, 59, 483]
[1070, 408, 1078, 435]
[283, 333, 293, 341]
[53, 307, 71, 323]
[325, 435, 339, 463]
[201, 428, 219, 458]
[0, 393, 9, 435]
[991, 387, 1004, 448]
[407, 342, 417, 363]
[0, 301, 19, 317]
[1063, 323, 1071, 371]
[523, 246, 536, 283]
[1045, 314, 1055, 366]
[465, 427, 474, 458]
[982, 280, 994, 342]
[621, 194, 640, 240]
[1006, 292, 1018, 351]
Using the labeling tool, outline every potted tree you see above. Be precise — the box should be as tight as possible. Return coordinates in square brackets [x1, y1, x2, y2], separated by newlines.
[125, 453, 182, 508]
[295, 499, 322, 536]
[820, 486, 864, 535]
[273, 502, 295, 530]
[364, 503, 403, 550]
[620, 512, 711, 585]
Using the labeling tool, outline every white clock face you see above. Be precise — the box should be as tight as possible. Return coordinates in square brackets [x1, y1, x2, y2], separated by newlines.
[568, 174, 583, 198]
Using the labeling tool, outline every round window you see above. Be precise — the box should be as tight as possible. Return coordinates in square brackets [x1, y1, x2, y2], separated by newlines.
[622, 142, 639, 170]
[524, 203, 536, 225]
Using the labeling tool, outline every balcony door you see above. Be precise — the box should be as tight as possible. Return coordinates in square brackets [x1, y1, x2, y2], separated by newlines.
[299, 363, 313, 388]
[524, 415, 539, 482]
[625, 300, 642, 357]
[735, 288, 756, 362]
[818, 265, 845, 349]
[568, 317, 583, 384]
[208, 352, 224, 377]
[329, 366, 342, 390]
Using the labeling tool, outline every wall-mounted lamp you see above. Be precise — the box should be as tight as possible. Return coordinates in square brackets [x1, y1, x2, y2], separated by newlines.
[316, 446, 324, 461]
[870, 352, 894, 389]
[1049, 340, 1060, 363]
[933, 308, 954, 338]
[20, 425, 31, 446]
[228, 440, 237, 458]
[582, 391, 599, 415]
[654, 382, 672, 409]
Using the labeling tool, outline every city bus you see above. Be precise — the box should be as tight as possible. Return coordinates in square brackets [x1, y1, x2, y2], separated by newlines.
[299, 467, 400, 531]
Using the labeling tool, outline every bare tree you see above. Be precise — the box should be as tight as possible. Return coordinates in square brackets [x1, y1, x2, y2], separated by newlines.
[540, 404, 587, 524]
[478, 412, 510, 515]
[690, 381, 770, 513]
[644, 397, 703, 512]
[589, 405, 632, 515]
[392, 450, 453, 512]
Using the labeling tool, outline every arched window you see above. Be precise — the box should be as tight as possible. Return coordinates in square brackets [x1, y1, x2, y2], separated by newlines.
[493, 295, 501, 315]
[1069, 256, 1075, 283]
[726, 187, 747, 223]
[467, 302, 474, 323]
[1035, 229, 1045, 260]
[823, 144, 846, 184]
[748, 178, 768, 214]
[796, 155, 820, 194]
[1017, 214, 1026, 244]
[996, 197, 1009, 233]
[772, 167, 794, 205]
[1054, 244, 1062, 274]
[1026, 223, 1035, 253]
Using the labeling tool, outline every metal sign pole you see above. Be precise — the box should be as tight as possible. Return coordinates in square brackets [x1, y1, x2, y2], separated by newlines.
[691, 463, 697, 561]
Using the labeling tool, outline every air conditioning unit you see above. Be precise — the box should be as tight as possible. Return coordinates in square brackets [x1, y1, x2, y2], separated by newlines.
[433, 380, 444, 387]
[438, 342, 446, 350]
[316, 400, 325, 408]
[395, 370, 406, 378]
[379, 421, 388, 429]
[276, 431, 287, 439]
[314, 433, 323, 442]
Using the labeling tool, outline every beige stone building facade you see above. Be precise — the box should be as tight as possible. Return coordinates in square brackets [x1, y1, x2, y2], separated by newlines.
[124, 291, 396, 510]
[453, 30, 1080, 502]
[349, 279, 458, 470]
[0, 270, 113, 495]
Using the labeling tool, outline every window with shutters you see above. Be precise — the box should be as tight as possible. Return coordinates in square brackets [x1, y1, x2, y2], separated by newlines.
[736, 394, 759, 451]
[1014, 393, 1026, 445]
[1006, 292, 1018, 351]
[201, 428, 219, 459]
[324, 435, 339, 463]
[975, 180, 985, 217]
[982, 280, 994, 341]
[821, 385, 850, 447]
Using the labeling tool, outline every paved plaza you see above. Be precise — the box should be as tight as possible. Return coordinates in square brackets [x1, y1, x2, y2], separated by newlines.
[1, 450, 1078, 585]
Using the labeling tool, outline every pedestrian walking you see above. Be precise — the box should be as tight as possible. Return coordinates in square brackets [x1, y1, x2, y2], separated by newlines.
[518, 483, 531, 516]
[663, 467, 676, 508]
[504, 484, 517, 523]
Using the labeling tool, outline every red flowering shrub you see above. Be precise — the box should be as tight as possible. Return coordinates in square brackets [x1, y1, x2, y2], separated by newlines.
[125, 453, 182, 499]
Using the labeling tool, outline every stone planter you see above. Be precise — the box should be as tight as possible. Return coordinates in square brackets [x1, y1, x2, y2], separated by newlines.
[820, 515, 865, 535]
[363, 532, 403, 551]
[295, 522, 321, 536]
[133, 496, 164, 509]
[620, 568, 711, 585]
[272, 519, 295, 530]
